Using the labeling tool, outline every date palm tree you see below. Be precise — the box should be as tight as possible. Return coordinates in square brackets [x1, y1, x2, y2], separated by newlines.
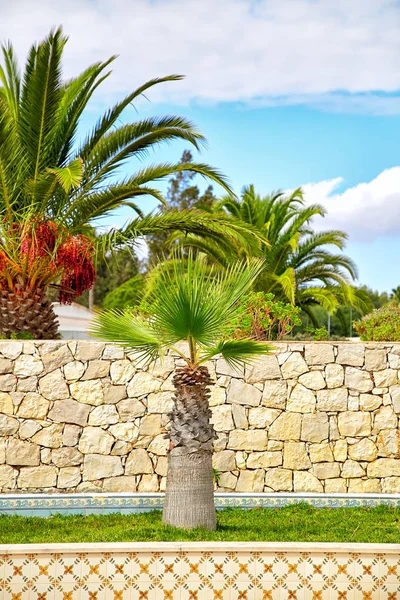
[90, 253, 272, 530]
[0, 27, 256, 338]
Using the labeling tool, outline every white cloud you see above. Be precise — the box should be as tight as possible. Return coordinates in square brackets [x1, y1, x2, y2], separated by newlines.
[0, 0, 399, 113]
[301, 167, 400, 241]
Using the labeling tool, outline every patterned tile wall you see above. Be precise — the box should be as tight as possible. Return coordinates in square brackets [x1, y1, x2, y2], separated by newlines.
[1, 545, 399, 599]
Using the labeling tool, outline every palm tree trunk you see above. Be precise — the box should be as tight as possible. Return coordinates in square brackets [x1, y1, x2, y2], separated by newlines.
[0, 286, 60, 339]
[163, 365, 216, 530]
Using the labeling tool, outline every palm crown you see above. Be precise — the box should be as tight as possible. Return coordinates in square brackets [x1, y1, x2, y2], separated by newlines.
[90, 252, 273, 368]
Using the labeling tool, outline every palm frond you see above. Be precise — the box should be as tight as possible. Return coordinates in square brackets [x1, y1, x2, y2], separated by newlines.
[200, 338, 273, 367]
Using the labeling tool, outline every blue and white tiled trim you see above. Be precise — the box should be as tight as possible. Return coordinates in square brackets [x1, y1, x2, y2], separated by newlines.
[1, 492, 400, 517]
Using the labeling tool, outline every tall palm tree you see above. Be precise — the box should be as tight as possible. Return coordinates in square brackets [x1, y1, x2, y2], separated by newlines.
[0, 28, 256, 338]
[91, 253, 272, 530]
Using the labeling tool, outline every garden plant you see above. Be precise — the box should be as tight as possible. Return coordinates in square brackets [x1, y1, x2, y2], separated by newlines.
[91, 253, 272, 530]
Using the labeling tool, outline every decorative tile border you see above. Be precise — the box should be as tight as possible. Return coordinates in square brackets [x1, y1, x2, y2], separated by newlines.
[1, 492, 400, 517]
[1, 541, 400, 598]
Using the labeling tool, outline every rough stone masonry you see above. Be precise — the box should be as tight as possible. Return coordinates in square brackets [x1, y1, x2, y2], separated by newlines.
[0, 340, 400, 494]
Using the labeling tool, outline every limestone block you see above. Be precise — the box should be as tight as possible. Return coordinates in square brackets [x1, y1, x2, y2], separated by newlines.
[42, 345, 72, 373]
[75, 341, 105, 361]
[337, 412, 371, 437]
[18, 420, 41, 440]
[14, 354, 43, 376]
[381, 477, 400, 493]
[154, 456, 168, 477]
[344, 368, 373, 393]
[41, 448, 51, 464]
[18, 465, 57, 488]
[103, 383, 127, 405]
[309, 442, 334, 463]
[293, 471, 323, 492]
[298, 370, 326, 390]
[6, 439, 40, 466]
[103, 476, 136, 492]
[280, 353, 308, 379]
[83, 454, 123, 480]
[235, 451, 246, 468]
[138, 474, 159, 492]
[31, 423, 64, 448]
[81, 360, 110, 381]
[102, 345, 125, 360]
[88, 404, 119, 426]
[58, 467, 81, 488]
[312, 462, 340, 479]
[63, 361, 85, 381]
[110, 360, 135, 384]
[17, 376, 38, 392]
[341, 460, 365, 478]
[39, 369, 69, 401]
[0, 374, 16, 392]
[148, 354, 175, 379]
[390, 384, 400, 413]
[248, 407, 280, 428]
[264, 468, 292, 491]
[359, 394, 382, 411]
[17, 393, 49, 420]
[139, 414, 163, 436]
[348, 439, 378, 462]
[301, 413, 329, 443]
[373, 369, 398, 388]
[0, 341, 22, 359]
[367, 458, 400, 477]
[283, 441, 311, 470]
[0, 392, 13, 415]
[0, 414, 19, 435]
[227, 429, 268, 451]
[305, 343, 334, 365]
[108, 423, 138, 443]
[373, 405, 397, 431]
[147, 392, 174, 414]
[365, 349, 387, 371]
[125, 448, 153, 475]
[0, 358, 12, 375]
[209, 386, 226, 407]
[213, 450, 236, 472]
[336, 344, 365, 367]
[287, 384, 316, 413]
[317, 387, 348, 411]
[245, 356, 281, 383]
[70, 380, 103, 406]
[333, 440, 348, 462]
[111, 441, 133, 456]
[48, 399, 90, 426]
[388, 353, 400, 369]
[231, 404, 248, 429]
[147, 434, 169, 456]
[79, 426, 115, 455]
[236, 469, 264, 492]
[325, 478, 347, 493]
[269, 412, 302, 441]
[377, 429, 400, 457]
[0, 464, 17, 488]
[127, 371, 162, 397]
[247, 451, 282, 469]
[227, 379, 261, 407]
[76, 481, 103, 492]
[348, 478, 381, 493]
[117, 398, 146, 421]
[214, 433, 227, 452]
[262, 380, 287, 409]
[217, 472, 237, 490]
[52, 447, 83, 467]
[325, 364, 344, 389]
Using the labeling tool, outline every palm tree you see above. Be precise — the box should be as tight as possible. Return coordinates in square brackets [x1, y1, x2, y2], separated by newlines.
[0, 28, 256, 338]
[90, 253, 272, 530]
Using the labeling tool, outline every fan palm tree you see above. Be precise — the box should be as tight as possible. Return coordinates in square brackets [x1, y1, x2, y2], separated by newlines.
[90, 253, 272, 530]
[0, 27, 257, 338]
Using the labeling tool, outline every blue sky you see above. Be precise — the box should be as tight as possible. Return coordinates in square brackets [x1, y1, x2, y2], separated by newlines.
[2, 0, 400, 292]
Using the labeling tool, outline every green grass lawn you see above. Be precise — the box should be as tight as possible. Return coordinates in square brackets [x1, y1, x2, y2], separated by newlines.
[1, 504, 400, 544]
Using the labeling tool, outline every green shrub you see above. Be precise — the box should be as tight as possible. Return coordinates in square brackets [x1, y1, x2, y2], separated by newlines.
[353, 304, 400, 341]
[103, 275, 145, 310]
[228, 292, 302, 341]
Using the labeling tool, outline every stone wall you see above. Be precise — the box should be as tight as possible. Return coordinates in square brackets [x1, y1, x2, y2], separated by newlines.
[0, 340, 400, 494]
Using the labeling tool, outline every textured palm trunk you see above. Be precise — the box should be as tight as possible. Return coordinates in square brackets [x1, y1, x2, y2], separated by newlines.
[0, 286, 60, 339]
[163, 365, 216, 530]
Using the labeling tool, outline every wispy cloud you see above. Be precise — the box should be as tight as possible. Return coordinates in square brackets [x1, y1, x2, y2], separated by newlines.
[1, 0, 400, 113]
